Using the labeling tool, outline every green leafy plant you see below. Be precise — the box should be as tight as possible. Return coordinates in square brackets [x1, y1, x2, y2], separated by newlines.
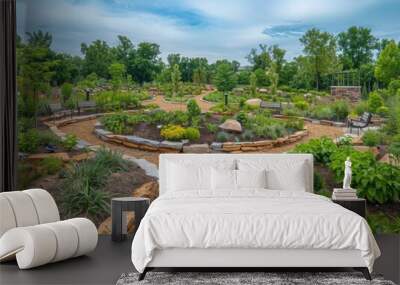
[331, 100, 350, 121]
[216, 131, 229, 142]
[362, 130, 382, 147]
[187, 99, 201, 118]
[18, 129, 41, 153]
[241, 130, 254, 141]
[62, 134, 78, 151]
[376, 106, 389, 117]
[184, 127, 201, 141]
[101, 113, 128, 134]
[206, 123, 218, 134]
[160, 125, 186, 141]
[284, 118, 304, 132]
[236, 111, 248, 125]
[329, 148, 400, 204]
[292, 137, 338, 164]
[367, 91, 384, 113]
[39, 157, 63, 175]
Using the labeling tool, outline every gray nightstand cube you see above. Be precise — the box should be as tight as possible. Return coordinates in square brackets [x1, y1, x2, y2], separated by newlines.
[332, 198, 366, 218]
[111, 197, 150, 242]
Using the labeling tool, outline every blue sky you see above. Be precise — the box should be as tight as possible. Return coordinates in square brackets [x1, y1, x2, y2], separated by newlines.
[17, 0, 400, 65]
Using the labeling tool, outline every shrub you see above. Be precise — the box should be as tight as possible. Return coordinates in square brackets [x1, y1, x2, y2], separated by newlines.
[331, 100, 350, 121]
[187, 99, 201, 118]
[311, 106, 334, 120]
[216, 131, 229, 142]
[388, 134, 400, 164]
[376, 106, 389, 117]
[63, 134, 78, 151]
[388, 79, 400, 95]
[329, 148, 400, 204]
[241, 130, 254, 141]
[367, 213, 400, 234]
[38, 130, 61, 146]
[284, 118, 304, 132]
[354, 100, 369, 116]
[39, 157, 63, 175]
[184, 127, 201, 141]
[337, 135, 353, 147]
[168, 111, 189, 126]
[61, 83, 73, 105]
[206, 123, 218, 134]
[292, 137, 337, 164]
[362, 130, 382, 147]
[367, 92, 384, 113]
[235, 111, 248, 125]
[160, 125, 186, 141]
[101, 113, 128, 134]
[61, 162, 110, 219]
[18, 129, 41, 153]
[94, 148, 130, 172]
[294, 100, 309, 111]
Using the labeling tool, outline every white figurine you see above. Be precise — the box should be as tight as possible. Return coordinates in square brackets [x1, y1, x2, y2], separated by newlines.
[343, 157, 352, 190]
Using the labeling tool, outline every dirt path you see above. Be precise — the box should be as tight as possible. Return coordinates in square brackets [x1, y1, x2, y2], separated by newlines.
[143, 90, 215, 112]
[60, 119, 160, 165]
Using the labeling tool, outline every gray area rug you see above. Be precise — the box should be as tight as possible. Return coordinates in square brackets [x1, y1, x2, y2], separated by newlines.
[116, 272, 395, 285]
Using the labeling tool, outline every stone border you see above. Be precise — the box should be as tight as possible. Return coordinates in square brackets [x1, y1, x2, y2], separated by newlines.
[42, 114, 159, 178]
[94, 121, 309, 154]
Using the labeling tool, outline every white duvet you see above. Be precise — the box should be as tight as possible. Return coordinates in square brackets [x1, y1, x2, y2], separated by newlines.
[131, 190, 380, 273]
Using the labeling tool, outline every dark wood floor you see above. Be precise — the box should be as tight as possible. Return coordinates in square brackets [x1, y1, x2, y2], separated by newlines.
[1, 235, 399, 285]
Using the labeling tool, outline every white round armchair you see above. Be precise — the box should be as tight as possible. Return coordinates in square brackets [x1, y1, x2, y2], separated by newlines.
[0, 189, 98, 269]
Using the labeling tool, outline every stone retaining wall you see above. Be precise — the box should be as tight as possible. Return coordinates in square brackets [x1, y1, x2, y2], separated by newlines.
[94, 122, 309, 153]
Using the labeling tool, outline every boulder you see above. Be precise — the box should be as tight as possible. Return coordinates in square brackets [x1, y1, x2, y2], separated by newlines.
[159, 141, 183, 152]
[219, 119, 242, 133]
[245, 98, 262, 108]
[210, 142, 223, 152]
[183, 144, 210, 153]
[132, 181, 159, 201]
[98, 212, 135, 235]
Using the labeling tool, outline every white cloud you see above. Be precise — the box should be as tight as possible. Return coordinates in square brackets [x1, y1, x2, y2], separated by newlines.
[17, 0, 397, 64]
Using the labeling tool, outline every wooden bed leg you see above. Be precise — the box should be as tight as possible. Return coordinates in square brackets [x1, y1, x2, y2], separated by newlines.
[354, 267, 371, 280]
[138, 268, 148, 281]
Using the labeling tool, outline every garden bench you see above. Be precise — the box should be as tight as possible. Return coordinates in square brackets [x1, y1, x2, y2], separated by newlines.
[260, 101, 282, 113]
[347, 112, 372, 135]
[77, 101, 97, 115]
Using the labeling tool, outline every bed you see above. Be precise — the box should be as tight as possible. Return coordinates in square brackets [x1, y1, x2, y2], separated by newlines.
[131, 154, 380, 280]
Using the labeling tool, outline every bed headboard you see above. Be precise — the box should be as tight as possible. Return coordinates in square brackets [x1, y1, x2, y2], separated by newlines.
[159, 153, 314, 195]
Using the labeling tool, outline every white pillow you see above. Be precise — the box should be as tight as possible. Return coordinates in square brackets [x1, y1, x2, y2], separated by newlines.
[236, 169, 267, 189]
[211, 168, 237, 191]
[167, 160, 236, 192]
[237, 159, 308, 192]
[167, 162, 211, 191]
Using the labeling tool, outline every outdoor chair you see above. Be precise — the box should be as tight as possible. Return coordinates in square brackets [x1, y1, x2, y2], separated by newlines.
[260, 101, 282, 114]
[347, 112, 372, 135]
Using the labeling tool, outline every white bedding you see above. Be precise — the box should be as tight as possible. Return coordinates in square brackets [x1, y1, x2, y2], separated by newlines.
[131, 190, 380, 273]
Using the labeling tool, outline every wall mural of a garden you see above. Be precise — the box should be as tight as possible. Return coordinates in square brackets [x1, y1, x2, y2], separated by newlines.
[16, 1, 400, 234]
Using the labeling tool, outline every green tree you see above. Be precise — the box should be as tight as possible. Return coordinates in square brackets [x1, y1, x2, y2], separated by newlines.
[250, 72, 257, 96]
[61, 83, 73, 106]
[108, 63, 126, 92]
[247, 44, 271, 70]
[267, 63, 279, 95]
[300, 28, 338, 89]
[254, 68, 269, 87]
[269, 45, 286, 77]
[337, 26, 378, 69]
[131, 42, 162, 84]
[368, 92, 384, 113]
[214, 62, 237, 105]
[375, 41, 400, 84]
[81, 40, 114, 78]
[171, 64, 181, 96]
[18, 34, 56, 126]
[187, 99, 201, 122]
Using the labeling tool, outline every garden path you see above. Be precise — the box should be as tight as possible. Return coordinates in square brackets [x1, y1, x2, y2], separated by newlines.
[143, 90, 215, 112]
[59, 119, 345, 166]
